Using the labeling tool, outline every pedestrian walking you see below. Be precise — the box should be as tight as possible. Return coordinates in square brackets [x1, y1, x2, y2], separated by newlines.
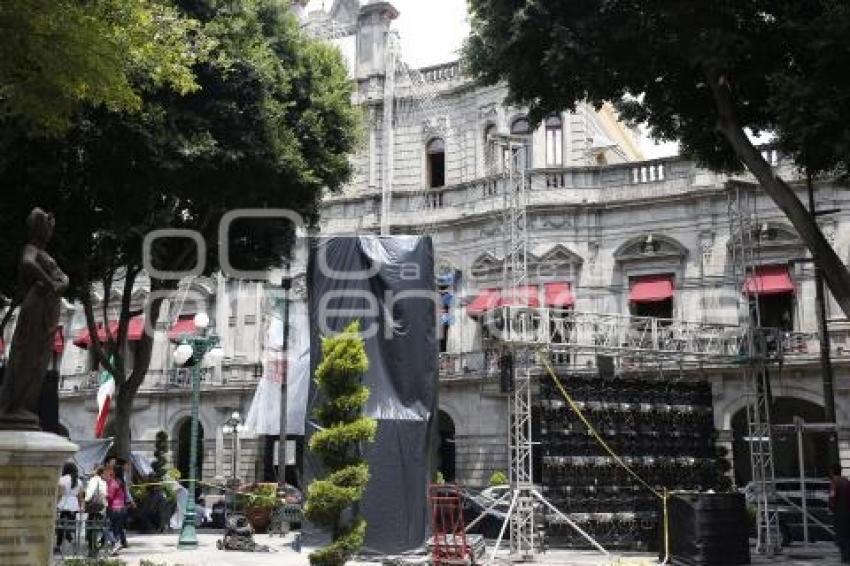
[107, 462, 132, 550]
[54, 462, 81, 553]
[830, 463, 850, 563]
[84, 465, 115, 557]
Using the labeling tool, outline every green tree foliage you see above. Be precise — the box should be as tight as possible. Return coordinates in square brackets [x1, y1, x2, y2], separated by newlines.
[0, 0, 360, 458]
[766, 1, 850, 177]
[465, 0, 850, 318]
[488, 471, 508, 487]
[305, 321, 377, 566]
[0, 0, 206, 134]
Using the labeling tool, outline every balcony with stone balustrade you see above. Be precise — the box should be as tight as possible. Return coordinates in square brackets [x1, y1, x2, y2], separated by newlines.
[321, 149, 801, 235]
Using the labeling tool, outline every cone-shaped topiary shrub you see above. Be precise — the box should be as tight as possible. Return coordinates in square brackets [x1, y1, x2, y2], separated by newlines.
[152, 430, 169, 481]
[305, 321, 377, 566]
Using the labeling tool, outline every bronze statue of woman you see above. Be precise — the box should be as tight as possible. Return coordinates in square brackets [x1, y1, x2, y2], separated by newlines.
[0, 208, 69, 430]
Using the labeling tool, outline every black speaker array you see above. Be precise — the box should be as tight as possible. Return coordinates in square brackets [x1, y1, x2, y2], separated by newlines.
[537, 374, 721, 551]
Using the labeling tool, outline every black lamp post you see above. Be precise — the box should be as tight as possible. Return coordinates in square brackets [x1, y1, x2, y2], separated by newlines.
[277, 275, 292, 486]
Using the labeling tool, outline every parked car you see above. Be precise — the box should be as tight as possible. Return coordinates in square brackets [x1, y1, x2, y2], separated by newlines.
[742, 478, 833, 545]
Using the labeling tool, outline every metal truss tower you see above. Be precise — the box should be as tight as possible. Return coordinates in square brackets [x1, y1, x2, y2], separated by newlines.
[498, 137, 536, 560]
[728, 183, 781, 555]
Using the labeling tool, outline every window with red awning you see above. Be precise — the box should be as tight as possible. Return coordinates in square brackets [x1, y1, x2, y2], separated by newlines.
[543, 282, 574, 308]
[498, 285, 540, 308]
[467, 283, 574, 315]
[73, 316, 146, 349]
[629, 274, 675, 303]
[743, 264, 794, 295]
[168, 315, 198, 342]
[466, 288, 502, 316]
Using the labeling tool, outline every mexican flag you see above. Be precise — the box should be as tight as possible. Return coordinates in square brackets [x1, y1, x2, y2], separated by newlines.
[95, 366, 115, 438]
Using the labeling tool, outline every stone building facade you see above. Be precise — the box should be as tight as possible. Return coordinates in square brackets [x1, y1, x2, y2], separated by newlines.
[313, 0, 850, 487]
[39, 273, 307, 485]
[3, 0, 850, 492]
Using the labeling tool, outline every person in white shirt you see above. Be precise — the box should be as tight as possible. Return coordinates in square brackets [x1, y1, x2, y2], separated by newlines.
[83, 465, 116, 557]
[55, 462, 81, 553]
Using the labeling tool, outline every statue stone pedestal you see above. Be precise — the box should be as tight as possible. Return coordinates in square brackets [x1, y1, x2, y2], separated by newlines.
[0, 430, 77, 565]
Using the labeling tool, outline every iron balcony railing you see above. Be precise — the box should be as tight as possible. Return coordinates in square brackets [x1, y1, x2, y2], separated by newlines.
[481, 306, 835, 363]
[62, 362, 263, 393]
[439, 350, 500, 378]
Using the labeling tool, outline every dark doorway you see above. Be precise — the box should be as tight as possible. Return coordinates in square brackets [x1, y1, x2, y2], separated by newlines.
[176, 417, 204, 495]
[753, 293, 794, 330]
[262, 435, 303, 488]
[437, 410, 456, 482]
[427, 138, 445, 188]
[632, 298, 673, 319]
[732, 397, 831, 485]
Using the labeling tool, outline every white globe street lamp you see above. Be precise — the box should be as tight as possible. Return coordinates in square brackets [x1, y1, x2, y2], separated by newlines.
[223, 411, 243, 482]
[172, 343, 194, 366]
[193, 311, 210, 330]
[205, 345, 225, 365]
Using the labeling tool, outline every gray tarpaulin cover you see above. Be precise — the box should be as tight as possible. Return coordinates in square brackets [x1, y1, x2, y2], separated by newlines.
[306, 236, 437, 555]
[69, 438, 153, 477]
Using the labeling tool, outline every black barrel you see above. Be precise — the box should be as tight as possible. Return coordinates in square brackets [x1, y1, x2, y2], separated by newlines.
[211, 501, 227, 529]
[663, 492, 750, 565]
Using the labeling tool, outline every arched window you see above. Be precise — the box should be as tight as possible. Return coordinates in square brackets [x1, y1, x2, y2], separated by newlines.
[484, 123, 497, 172]
[510, 117, 531, 136]
[510, 116, 532, 167]
[426, 138, 445, 188]
[545, 115, 563, 166]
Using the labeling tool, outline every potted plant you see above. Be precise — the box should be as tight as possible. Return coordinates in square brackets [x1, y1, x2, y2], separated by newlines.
[238, 483, 279, 533]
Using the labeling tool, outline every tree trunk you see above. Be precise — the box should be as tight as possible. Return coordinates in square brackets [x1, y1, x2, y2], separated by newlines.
[706, 68, 850, 320]
[110, 292, 165, 460]
[111, 390, 134, 460]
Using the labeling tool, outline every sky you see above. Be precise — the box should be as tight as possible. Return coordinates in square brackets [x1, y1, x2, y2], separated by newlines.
[305, 0, 678, 159]
[306, 0, 471, 67]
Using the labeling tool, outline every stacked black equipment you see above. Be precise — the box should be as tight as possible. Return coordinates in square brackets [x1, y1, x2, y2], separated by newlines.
[538, 372, 723, 551]
[665, 492, 750, 565]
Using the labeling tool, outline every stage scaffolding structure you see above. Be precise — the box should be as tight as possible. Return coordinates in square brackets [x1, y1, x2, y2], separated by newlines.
[497, 134, 537, 560]
[480, 172, 785, 561]
[305, 11, 784, 561]
[727, 183, 782, 555]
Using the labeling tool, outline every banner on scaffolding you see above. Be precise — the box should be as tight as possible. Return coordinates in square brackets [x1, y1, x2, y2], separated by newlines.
[305, 236, 438, 555]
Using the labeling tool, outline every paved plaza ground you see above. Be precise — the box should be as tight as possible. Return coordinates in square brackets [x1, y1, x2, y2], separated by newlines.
[56, 532, 848, 566]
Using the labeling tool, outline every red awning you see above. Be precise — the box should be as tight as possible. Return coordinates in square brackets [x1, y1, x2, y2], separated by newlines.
[744, 265, 794, 296]
[168, 316, 197, 342]
[73, 317, 146, 349]
[629, 274, 675, 303]
[53, 326, 65, 353]
[467, 285, 543, 316]
[467, 288, 501, 316]
[544, 282, 574, 308]
[498, 285, 541, 308]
